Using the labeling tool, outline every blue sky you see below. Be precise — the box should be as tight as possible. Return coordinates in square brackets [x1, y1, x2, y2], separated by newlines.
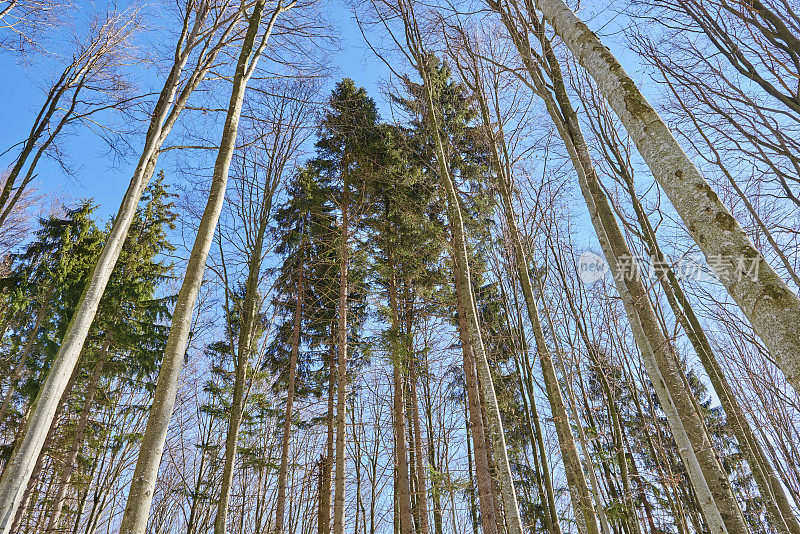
[0, 0, 637, 263]
[0, 2, 388, 223]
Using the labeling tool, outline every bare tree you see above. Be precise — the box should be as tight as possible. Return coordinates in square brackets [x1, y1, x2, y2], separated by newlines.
[118, 2, 297, 532]
[525, 0, 800, 397]
[0, 2, 247, 529]
[448, 27, 603, 534]
[0, 0, 70, 52]
[212, 79, 314, 534]
[0, 7, 143, 233]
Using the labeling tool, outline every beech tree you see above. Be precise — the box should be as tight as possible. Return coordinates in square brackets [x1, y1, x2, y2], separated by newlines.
[3, 0, 800, 532]
[0, 4, 247, 525]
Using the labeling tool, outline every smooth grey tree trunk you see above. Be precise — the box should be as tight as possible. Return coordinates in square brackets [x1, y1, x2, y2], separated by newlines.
[0, 8, 242, 530]
[118, 2, 287, 532]
[410, 42, 525, 534]
[467, 59, 601, 534]
[534, 0, 800, 393]
[214, 222, 265, 534]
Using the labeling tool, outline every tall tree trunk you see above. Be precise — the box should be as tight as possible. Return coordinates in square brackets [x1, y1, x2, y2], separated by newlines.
[531, 0, 800, 393]
[605, 129, 800, 534]
[454, 256, 499, 534]
[465, 59, 601, 534]
[511, 297, 560, 534]
[556, 71, 747, 534]
[409, 360, 430, 534]
[118, 4, 286, 532]
[320, 342, 336, 534]
[421, 359, 444, 534]
[215, 165, 278, 533]
[275, 273, 305, 533]
[563, 91, 750, 534]
[333, 177, 349, 534]
[186, 421, 211, 534]
[389, 270, 415, 534]
[0, 8, 243, 528]
[410, 43, 524, 534]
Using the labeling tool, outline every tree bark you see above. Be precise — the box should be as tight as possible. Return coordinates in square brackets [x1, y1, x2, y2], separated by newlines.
[389, 268, 415, 534]
[275, 273, 305, 534]
[118, 3, 284, 531]
[333, 172, 349, 534]
[454, 254, 499, 534]
[487, 11, 748, 530]
[409, 360, 430, 534]
[406, 35, 524, 532]
[533, 0, 800, 393]
[0, 8, 243, 528]
[552, 71, 748, 534]
[214, 150, 279, 533]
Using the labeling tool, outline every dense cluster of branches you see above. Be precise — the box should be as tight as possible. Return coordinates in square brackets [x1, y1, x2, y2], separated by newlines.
[0, 0, 799, 533]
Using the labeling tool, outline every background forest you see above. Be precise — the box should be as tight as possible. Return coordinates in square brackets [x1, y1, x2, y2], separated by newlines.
[0, 0, 799, 533]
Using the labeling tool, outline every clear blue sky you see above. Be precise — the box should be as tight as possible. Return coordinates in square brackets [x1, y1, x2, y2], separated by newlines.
[0, 0, 636, 241]
[0, 2, 387, 223]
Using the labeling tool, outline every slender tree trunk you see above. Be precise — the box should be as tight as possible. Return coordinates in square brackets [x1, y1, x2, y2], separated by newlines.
[501, 294, 550, 534]
[532, 0, 800, 392]
[513, 299, 560, 534]
[553, 83, 740, 534]
[411, 47, 524, 534]
[118, 4, 284, 531]
[215, 201, 273, 534]
[466, 63, 600, 534]
[213, 307, 250, 533]
[0, 9, 242, 527]
[389, 270, 415, 534]
[275, 274, 305, 533]
[186, 425, 210, 534]
[320, 342, 336, 534]
[464, 400, 480, 534]
[333, 177, 349, 534]
[45, 339, 112, 532]
[454, 257, 499, 534]
[421, 360, 444, 534]
[409, 361, 430, 534]
[559, 89, 749, 534]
